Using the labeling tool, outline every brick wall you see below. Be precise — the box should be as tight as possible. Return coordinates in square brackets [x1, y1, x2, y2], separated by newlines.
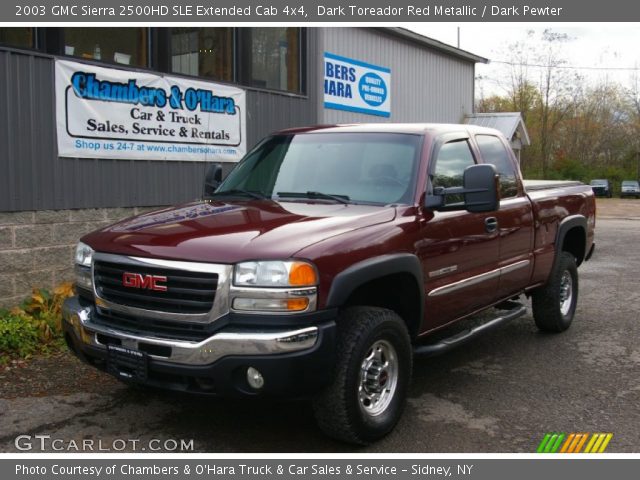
[0, 207, 157, 308]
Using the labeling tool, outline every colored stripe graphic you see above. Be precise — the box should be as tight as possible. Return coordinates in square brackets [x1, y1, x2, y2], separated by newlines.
[537, 433, 613, 453]
[560, 433, 575, 453]
[536, 433, 552, 453]
[598, 433, 613, 453]
[574, 433, 589, 453]
[584, 434, 598, 453]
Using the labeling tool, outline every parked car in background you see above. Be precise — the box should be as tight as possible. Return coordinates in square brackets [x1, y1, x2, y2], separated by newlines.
[590, 179, 612, 198]
[620, 180, 640, 199]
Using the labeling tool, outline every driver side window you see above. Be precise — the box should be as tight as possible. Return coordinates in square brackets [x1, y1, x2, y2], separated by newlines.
[475, 135, 519, 198]
[431, 140, 476, 205]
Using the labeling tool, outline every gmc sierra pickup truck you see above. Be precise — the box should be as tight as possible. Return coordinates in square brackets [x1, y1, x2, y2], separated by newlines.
[63, 124, 595, 444]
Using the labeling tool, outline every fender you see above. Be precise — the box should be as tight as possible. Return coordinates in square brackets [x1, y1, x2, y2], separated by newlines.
[556, 215, 587, 265]
[326, 253, 425, 330]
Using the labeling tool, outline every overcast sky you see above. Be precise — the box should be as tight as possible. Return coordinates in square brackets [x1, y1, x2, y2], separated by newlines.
[408, 24, 640, 98]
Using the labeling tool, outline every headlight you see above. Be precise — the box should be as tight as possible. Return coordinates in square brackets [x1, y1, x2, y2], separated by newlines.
[74, 242, 94, 291]
[232, 260, 318, 313]
[75, 242, 94, 267]
[233, 260, 318, 287]
[75, 265, 93, 291]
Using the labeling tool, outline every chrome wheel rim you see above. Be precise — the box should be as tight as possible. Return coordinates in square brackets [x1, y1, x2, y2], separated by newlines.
[358, 339, 398, 417]
[559, 271, 573, 316]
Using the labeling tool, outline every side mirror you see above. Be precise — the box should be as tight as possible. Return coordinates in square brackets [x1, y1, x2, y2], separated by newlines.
[463, 164, 499, 213]
[424, 164, 499, 212]
[204, 163, 223, 197]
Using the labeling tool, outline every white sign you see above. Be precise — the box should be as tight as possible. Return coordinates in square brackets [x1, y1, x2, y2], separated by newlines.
[55, 59, 246, 161]
[323, 52, 391, 118]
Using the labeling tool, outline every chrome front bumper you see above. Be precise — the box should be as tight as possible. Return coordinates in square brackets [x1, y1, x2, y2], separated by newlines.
[62, 296, 319, 366]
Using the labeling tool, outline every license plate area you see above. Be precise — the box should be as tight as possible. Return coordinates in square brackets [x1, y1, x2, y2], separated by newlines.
[107, 344, 148, 382]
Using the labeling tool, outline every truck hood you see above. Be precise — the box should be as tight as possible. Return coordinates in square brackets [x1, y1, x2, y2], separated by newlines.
[82, 200, 396, 264]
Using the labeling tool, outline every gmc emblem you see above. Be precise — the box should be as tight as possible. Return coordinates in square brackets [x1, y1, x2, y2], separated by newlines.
[122, 272, 168, 292]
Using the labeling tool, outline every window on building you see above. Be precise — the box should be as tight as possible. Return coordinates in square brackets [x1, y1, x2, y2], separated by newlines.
[431, 140, 477, 205]
[62, 28, 148, 67]
[0, 28, 34, 48]
[240, 28, 301, 93]
[170, 28, 234, 82]
[476, 135, 519, 198]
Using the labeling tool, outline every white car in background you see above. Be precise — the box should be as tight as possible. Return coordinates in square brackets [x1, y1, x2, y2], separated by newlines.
[620, 180, 640, 199]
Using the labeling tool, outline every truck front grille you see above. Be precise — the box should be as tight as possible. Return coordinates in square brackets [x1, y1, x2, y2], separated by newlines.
[93, 308, 216, 341]
[94, 260, 218, 315]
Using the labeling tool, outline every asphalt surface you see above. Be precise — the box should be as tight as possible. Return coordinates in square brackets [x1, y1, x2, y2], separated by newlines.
[1, 215, 639, 453]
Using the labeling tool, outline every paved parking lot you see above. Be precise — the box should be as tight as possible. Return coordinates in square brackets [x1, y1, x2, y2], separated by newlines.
[1, 200, 639, 453]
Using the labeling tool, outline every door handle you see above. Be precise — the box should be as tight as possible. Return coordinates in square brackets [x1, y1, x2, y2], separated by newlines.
[485, 217, 498, 233]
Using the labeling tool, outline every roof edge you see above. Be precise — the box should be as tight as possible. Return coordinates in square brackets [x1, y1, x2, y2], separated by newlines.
[466, 112, 524, 117]
[377, 27, 489, 64]
[464, 112, 531, 146]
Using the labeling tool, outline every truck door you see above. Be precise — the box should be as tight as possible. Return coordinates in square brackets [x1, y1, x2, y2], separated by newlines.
[418, 135, 501, 331]
[474, 134, 534, 300]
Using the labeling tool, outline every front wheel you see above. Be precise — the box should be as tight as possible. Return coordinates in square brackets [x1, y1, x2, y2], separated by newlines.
[312, 307, 412, 445]
[531, 251, 578, 332]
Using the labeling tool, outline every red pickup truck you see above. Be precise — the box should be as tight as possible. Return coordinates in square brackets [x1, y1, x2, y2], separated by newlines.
[63, 124, 595, 444]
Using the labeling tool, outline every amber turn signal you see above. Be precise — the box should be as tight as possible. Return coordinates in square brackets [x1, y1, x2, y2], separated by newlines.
[288, 262, 318, 286]
[286, 298, 310, 311]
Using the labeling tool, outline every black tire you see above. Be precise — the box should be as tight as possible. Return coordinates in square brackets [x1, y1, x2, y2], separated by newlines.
[531, 251, 578, 332]
[312, 307, 412, 445]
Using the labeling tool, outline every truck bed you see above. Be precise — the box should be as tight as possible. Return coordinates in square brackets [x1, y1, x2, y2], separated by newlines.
[523, 179, 583, 191]
[524, 179, 596, 286]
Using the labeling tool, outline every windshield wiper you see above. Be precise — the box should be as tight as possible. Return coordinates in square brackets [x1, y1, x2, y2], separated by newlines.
[206, 189, 268, 200]
[277, 191, 350, 204]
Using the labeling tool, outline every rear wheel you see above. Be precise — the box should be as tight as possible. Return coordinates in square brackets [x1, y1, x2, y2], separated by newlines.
[312, 307, 412, 445]
[531, 252, 578, 332]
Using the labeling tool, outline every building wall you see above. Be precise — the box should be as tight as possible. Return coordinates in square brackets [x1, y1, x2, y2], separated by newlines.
[320, 28, 475, 124]
[0, 26, 319, 212]
[0, 207, 160, 307]
[0, 30, 319, 305]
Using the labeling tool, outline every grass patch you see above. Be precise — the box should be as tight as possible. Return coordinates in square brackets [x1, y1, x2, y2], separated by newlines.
[0, 283, 74, 365]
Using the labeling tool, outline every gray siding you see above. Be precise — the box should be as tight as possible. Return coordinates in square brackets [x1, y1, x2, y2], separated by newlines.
[0, 28, 318, 212]
[320, 28, 475, 124]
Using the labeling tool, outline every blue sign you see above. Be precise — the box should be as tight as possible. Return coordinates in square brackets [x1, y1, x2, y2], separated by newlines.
[359, 72, 388, 107]
[323, 52, 391, 117]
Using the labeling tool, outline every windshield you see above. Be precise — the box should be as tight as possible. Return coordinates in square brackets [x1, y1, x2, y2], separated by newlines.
[622, 181, 639, 187]
[216, 133, 423, 205]
[590, 179, 607, 185]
